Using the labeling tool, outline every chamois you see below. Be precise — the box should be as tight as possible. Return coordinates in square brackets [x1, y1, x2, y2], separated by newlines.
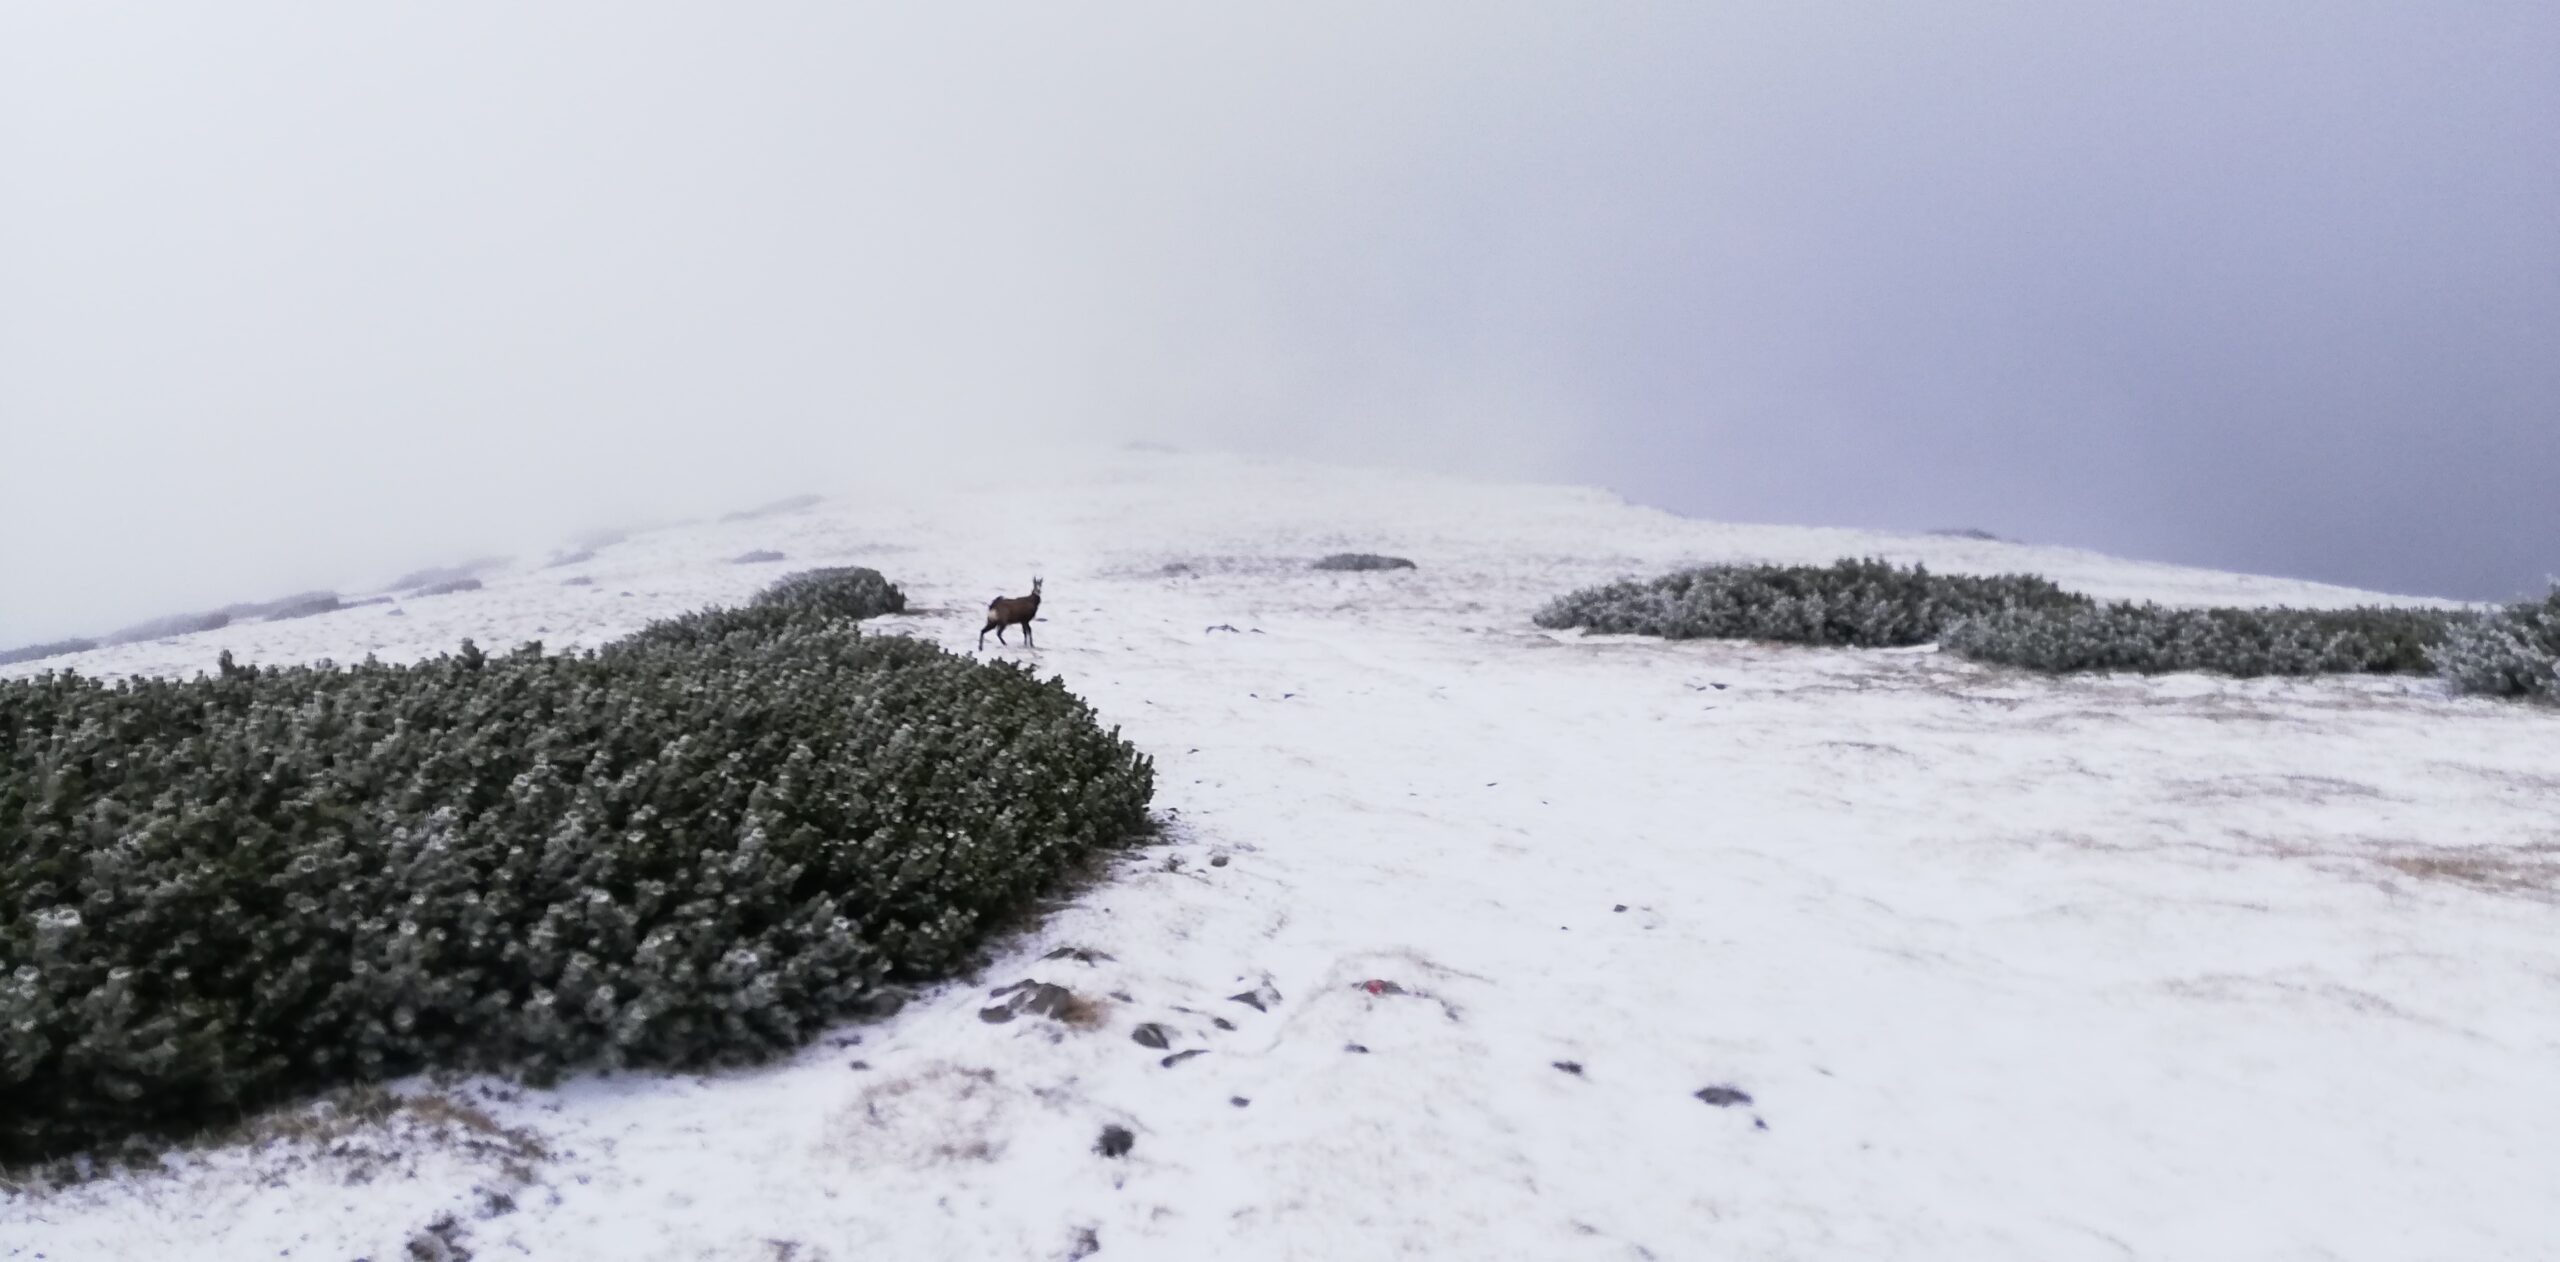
[979, 577, 1042, 649]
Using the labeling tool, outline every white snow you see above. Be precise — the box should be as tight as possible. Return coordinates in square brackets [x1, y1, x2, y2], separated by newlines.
[5, 449, 2554, 1261]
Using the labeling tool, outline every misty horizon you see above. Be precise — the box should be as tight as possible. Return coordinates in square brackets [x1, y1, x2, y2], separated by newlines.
[5, 4, 2553, 648]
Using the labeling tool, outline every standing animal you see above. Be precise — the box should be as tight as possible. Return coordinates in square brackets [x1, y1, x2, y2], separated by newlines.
[980, 577, 1042, 649]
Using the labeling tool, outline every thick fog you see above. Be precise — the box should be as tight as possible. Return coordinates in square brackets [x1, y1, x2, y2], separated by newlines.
[3, 4, 2552, 646]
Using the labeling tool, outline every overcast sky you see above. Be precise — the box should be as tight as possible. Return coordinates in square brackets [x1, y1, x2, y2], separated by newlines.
[3, 3, 2553, 646]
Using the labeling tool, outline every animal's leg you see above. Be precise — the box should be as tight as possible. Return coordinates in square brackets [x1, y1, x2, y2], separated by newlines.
[978, 620, 992, 650]
[996, 624, 1010, 645]
[1024, 622, 1035, 649]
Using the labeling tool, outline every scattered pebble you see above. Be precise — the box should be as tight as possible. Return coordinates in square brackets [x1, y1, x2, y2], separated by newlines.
[1094, 1126, 1135, 1158]
[1552, 1061, 1584, 1077]
[1694, 1085, 1753, 1108]
[1160, 1050, 1208, 1069]
[1229, 1097, 1251, 1108]
[1131, 1023, 1172, 1050]
[1345, 1043, 1370, 1054]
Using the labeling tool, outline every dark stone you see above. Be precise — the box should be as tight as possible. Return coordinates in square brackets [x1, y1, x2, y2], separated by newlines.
[983, 980, 1080, 1023]
[1094, 1125, 1135, 1158]
[1131, 1023, 1172, 1050]
[1229, 1097, 1250, 1108]
[1553, 1061, 1584, 1076]
[1160, 1050, 1208, 1069]
[1694, 1085, 1753, 1108]
[1345, 1043, 1369, 1054]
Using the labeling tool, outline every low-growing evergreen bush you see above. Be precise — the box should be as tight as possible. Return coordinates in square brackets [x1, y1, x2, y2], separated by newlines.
[2430, 588, 2560, 700]
[0, 640, 97, 668]
[0, 566, 1148, 1163]
[1941, 602, 2464, 677]
[1312, 553, 1417, 572]
[720, 494, 824, 523]
[753, 566, 905, 621]
[1534, 559, 2088, 648]
[104, 611, 232, 646]
[389, 560, 506, 592]
[258, 594, 343, 622]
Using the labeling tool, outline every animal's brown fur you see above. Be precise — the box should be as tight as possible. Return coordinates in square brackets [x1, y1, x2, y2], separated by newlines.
[980, 577, 1042, 649]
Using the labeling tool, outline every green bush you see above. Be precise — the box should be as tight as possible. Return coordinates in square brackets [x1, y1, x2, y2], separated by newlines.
[1312, 553, 1417, 572]
[1942, 602, 2464, 677]
[389, 560, 506, 592]
[0, 640, 97, 669]
[1534, 559, 2088, 648]
[753, 566, 905, 621]
[104, 611, 232, 646]
[0, 570, 1150, 1163]
[2430, 588, 2560, 700]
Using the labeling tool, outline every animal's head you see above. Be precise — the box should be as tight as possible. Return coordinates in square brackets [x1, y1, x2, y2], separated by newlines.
[1031, 576, 1043, 596]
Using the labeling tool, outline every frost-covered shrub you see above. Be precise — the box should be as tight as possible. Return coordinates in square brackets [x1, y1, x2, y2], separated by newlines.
[258, 594, 342, 622]
[732, 550, 787, 564]
[2430, 588, 2560, 700]
[752, 566, 905, 621]
[0, 640, 97, 668]
[389, 559, 506, 592]
[103, 611, 232, 646]
[411, 578, 483, 597]
[1942, 603, 2463, 677]
[1535, 559, 2088, 648]
[1312, 553, 1417, 572]
[0, 583, 1150, 1163]
[720, 494, 824, 523]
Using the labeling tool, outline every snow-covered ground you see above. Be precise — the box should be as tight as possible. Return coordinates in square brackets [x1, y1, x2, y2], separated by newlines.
[6, 450, 2554, 1261]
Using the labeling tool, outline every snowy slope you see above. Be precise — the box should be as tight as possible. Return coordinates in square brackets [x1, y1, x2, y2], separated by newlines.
[5, 450, 2554, 1262]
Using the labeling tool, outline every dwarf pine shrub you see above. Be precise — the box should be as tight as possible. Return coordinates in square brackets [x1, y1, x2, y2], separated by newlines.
[753, 566, 905, 621]
[1312, 553, 1417, 572]
[2430, 588, 2560, 700]
[0, 640, 97, 669]
[0, 567, 1148, 1163]
[1534, 559, 2088, 648]
[1941, 603, 2464, 677]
